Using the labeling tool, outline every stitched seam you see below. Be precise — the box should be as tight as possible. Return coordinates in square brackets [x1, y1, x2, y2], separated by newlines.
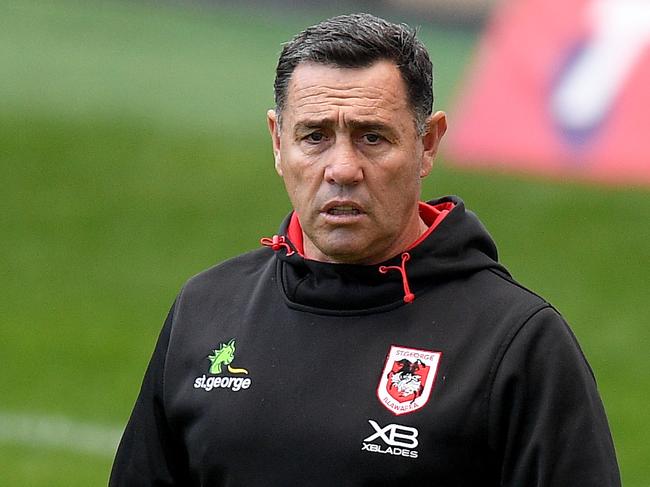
[483, 304, 553, 452]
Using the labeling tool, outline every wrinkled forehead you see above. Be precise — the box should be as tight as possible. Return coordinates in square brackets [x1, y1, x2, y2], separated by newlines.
[282, 60, 412, 125]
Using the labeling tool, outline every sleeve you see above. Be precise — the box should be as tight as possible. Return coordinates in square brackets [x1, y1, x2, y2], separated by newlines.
[488, 306, 621, 486]
[109, 301, 189, 486]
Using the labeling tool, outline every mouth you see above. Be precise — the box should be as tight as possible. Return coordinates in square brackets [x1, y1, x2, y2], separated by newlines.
[322, 201, 365, 216]
[326, 205, 362, 216]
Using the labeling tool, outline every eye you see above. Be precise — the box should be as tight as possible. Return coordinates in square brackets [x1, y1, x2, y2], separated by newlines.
[362, 133, 382, 144]
[305, 132, 325, 143]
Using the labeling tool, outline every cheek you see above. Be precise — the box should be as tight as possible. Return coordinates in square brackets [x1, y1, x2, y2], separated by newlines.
[290, 153, 323, 181]
[374, 156, 421, 193]
[281, 164, 321, 210]
[281, 145, 318, 174]
[370, 172, 421, 222]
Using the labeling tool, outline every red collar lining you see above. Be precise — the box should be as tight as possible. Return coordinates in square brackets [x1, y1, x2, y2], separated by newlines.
[287, 201, 454, 257]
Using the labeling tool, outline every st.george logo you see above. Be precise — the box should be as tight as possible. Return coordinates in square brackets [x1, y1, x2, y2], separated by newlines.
[208, 339, 248, 375]
[376, 345, 441, 415]
[194, 338, 251, 392]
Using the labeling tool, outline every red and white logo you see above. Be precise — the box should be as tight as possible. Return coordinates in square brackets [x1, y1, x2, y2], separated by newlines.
[376, 346, 442, 416]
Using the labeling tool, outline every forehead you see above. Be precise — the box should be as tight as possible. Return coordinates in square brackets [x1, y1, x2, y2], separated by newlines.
[284, 60, 411, 126]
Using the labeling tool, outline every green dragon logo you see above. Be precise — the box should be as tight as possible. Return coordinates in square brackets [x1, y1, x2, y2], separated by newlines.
[208, 339, 248, 375]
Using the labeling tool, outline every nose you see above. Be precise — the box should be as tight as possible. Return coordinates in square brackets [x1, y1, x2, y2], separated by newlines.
[323, 140, 363, 186]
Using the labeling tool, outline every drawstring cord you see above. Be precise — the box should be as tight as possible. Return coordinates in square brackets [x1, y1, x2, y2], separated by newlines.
[379, 252, 415, 304]
[261, 236, 414, 304]
[260, 235, 295, 256]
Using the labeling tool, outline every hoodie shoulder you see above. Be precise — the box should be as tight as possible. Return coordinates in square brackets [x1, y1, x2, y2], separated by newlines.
[488, 267, 549, 305]
[180, 247, 275, 300]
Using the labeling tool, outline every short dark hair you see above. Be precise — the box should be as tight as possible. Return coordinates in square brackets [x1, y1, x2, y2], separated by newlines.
[273, 13, 434, 134]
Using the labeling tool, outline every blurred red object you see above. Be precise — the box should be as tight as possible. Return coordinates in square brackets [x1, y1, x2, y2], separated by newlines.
[445, 0, 650, 186]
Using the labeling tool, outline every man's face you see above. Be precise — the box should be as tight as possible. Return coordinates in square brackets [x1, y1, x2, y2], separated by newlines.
[267, 60, 446, 264]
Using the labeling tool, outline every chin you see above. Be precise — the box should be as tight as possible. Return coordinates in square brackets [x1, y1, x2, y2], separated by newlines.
[322, 241, 380, 264]
[313, 240, 365, 263]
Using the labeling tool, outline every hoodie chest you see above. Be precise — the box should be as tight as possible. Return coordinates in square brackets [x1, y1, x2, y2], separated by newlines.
[164, 286, 506, 484]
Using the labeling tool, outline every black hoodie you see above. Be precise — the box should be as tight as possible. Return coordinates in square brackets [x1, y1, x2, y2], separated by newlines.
[110, 196, 620, 486]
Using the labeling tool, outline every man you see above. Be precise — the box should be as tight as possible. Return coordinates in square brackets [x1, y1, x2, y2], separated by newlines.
[110, 13, 621, 486]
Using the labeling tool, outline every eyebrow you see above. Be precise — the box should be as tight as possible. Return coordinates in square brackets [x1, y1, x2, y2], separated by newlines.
[293, 118, 396, 135]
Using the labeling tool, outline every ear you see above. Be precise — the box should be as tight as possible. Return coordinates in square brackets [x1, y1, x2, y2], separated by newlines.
[267, 109, 283, 177]
[419, 111, 447, 178]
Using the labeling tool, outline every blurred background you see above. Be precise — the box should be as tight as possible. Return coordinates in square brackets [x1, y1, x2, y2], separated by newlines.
[1, 0, 648, 485]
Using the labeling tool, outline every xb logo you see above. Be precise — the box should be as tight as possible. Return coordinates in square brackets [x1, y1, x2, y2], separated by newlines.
[363, 420, 419, 448]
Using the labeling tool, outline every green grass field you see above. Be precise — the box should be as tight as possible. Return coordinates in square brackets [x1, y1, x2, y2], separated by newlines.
[1, 0, 649, 484]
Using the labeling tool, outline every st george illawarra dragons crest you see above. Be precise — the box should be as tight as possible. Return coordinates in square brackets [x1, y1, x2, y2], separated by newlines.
[376, 345, 442, 416]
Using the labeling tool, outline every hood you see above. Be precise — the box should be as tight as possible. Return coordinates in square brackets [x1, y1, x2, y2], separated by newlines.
[261, 196, 508, 315]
